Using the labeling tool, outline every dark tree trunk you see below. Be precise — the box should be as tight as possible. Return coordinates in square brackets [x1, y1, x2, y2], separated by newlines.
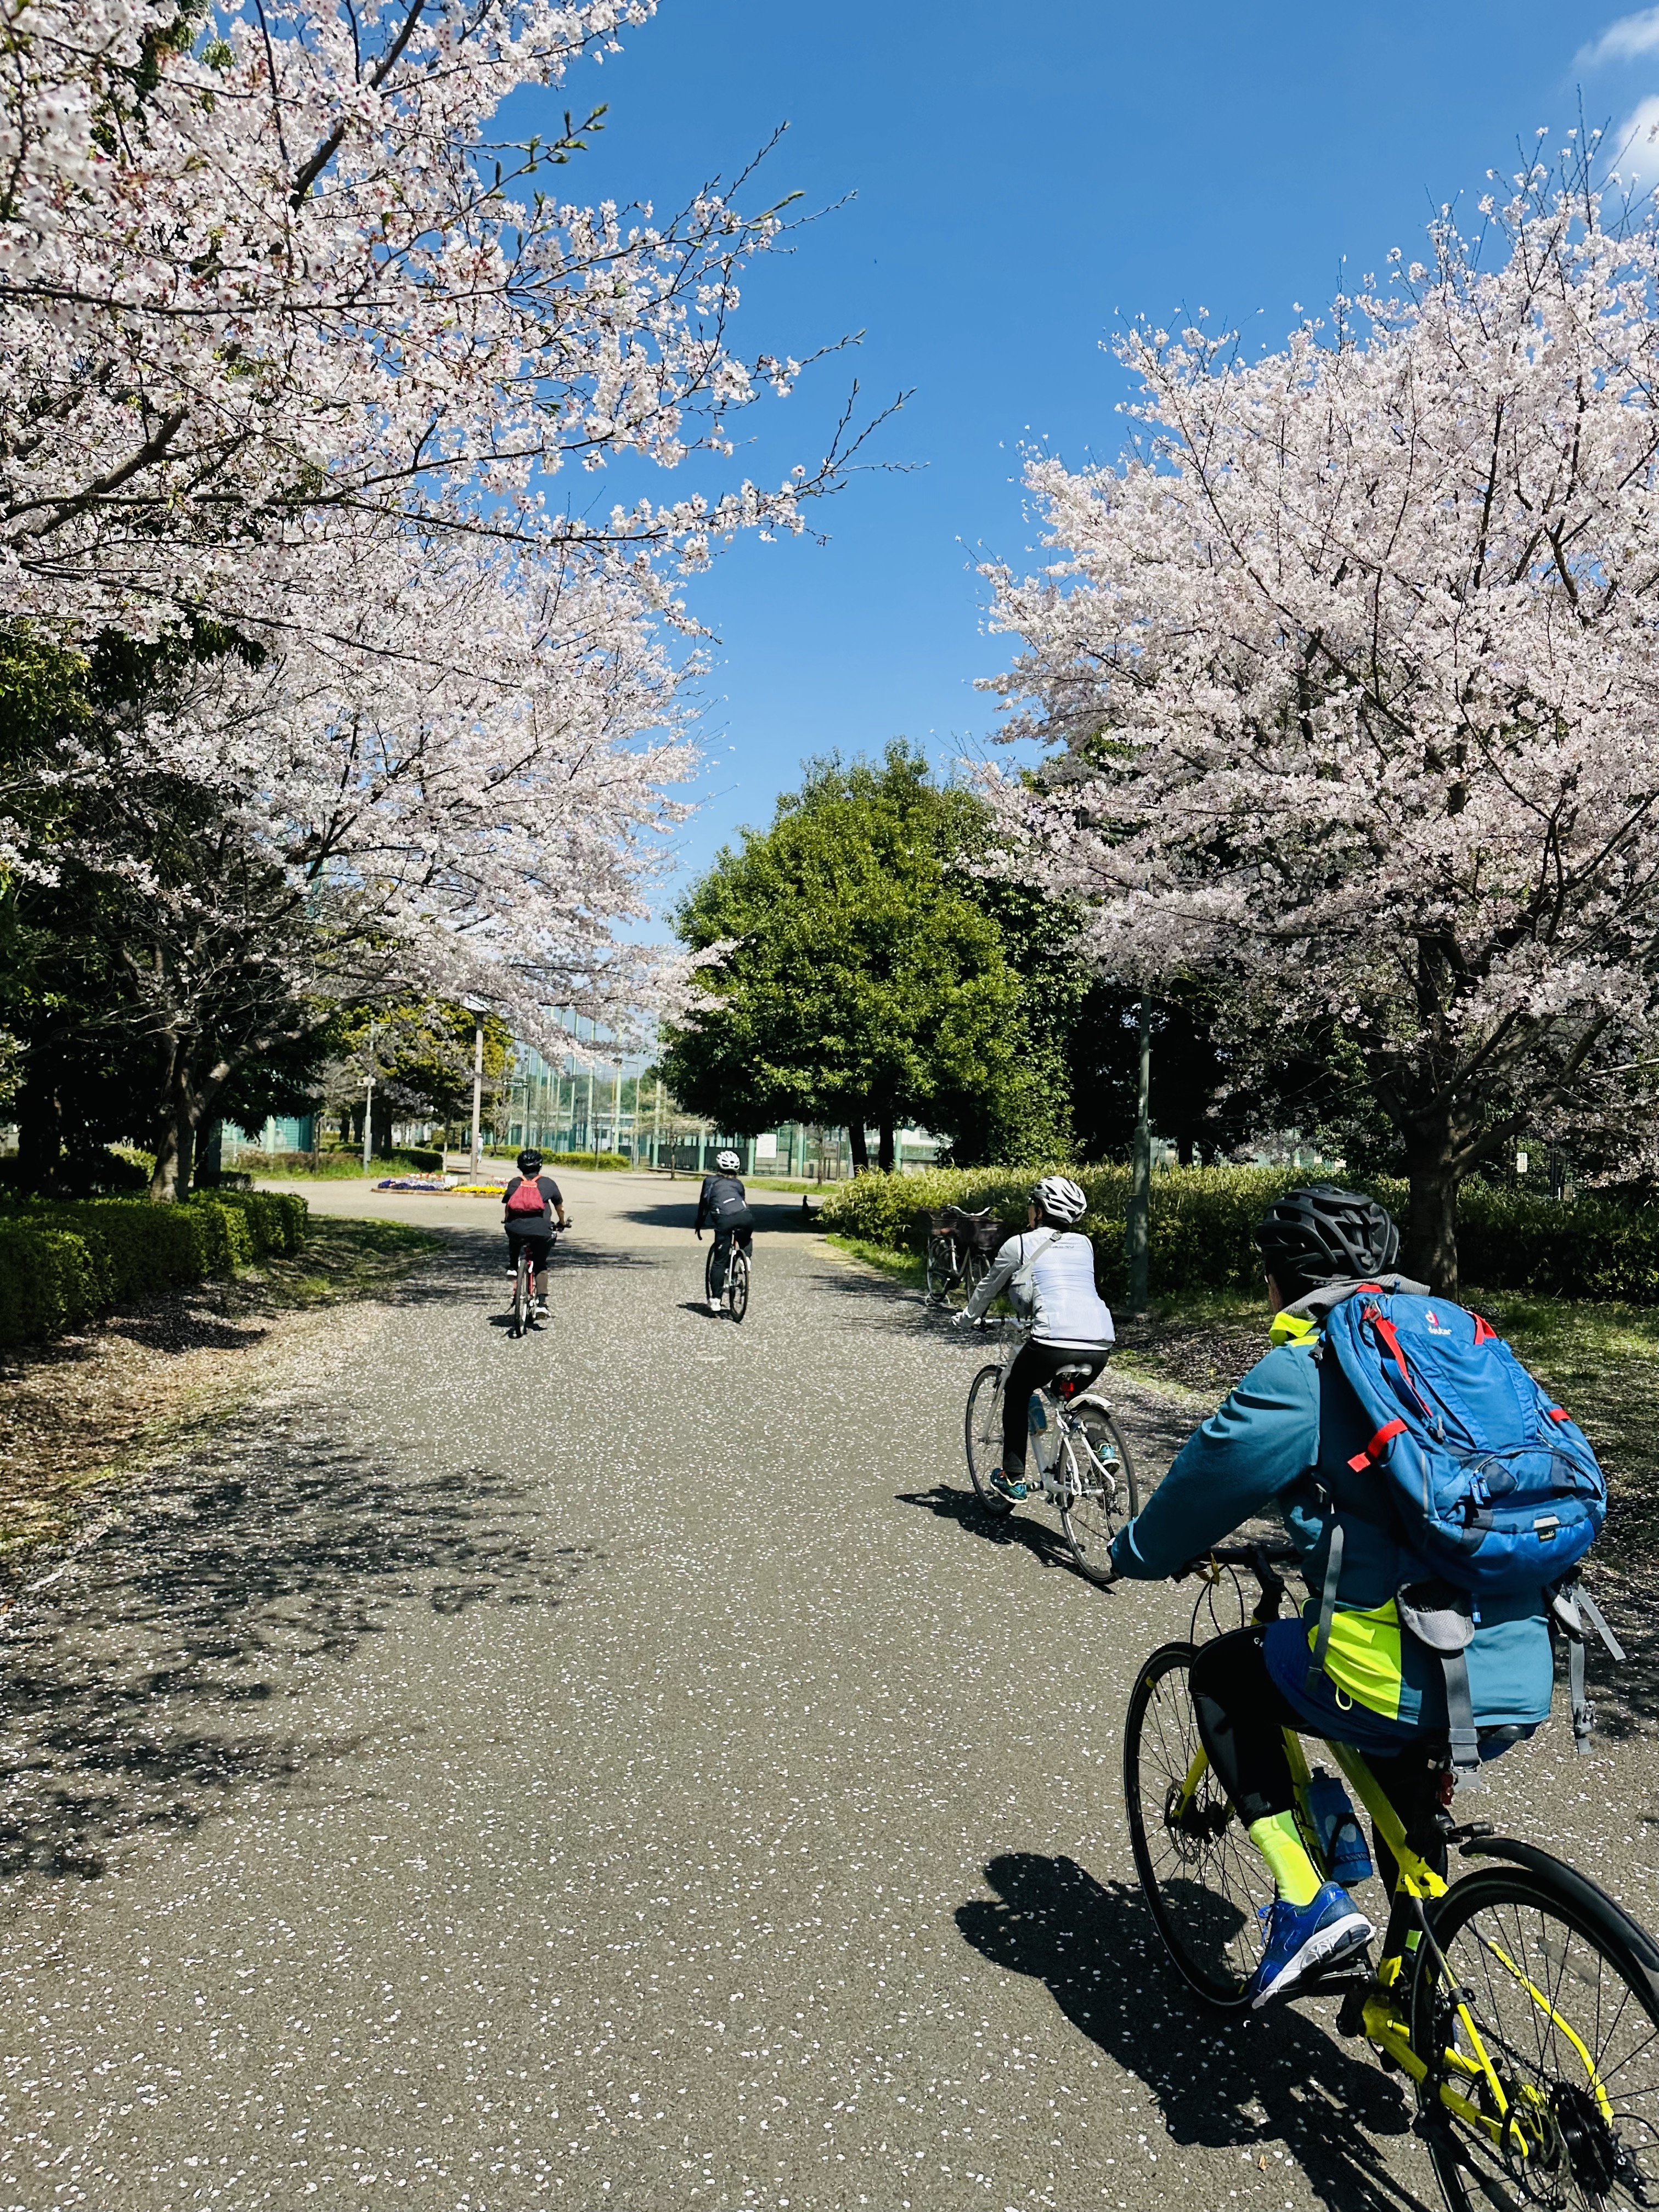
[349, 1103, 365, 1150]
[848, 1119, 870, 1173]
[371, 1088, 394, 1158]
[149, 1081, 194, 1203]
[1176, 1132, 1196, 1167]
[1403, 1118, 1462, 1295]
[148, 1054, 230, 1203]
[877, 1118, 895, 1173]
[16, 1064, 61, 1193]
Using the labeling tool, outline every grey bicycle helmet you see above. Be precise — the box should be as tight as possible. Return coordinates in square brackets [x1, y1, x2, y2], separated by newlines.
[1256, 1184, 1399, 1298]
[1030, 1174, 1088, 1225]
[714, 1148, 741, 1172]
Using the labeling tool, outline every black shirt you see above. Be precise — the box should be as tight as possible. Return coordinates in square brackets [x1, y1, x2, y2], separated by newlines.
[696, 1173, 751, 1233]
[503, 1173, 563, 1235]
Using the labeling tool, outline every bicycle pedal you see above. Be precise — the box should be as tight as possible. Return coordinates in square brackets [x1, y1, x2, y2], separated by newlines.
[1336, 1985, 1371, 2037]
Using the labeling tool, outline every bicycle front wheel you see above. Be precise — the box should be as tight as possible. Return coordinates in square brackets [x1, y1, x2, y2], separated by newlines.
[964, 1363, 1011, 1515]
[1124, 1641, 1271, 2012]
[1410, 1863, 1659, 2212]
[1059, 1401, 1138, 1585]
[728, 1248, 750, 1323]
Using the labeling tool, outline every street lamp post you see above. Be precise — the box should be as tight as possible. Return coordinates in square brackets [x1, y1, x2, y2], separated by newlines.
[1127, 991, 1152, 1314]
[362, 1018, 375, 1175]
[468, 1015, 484, 1177]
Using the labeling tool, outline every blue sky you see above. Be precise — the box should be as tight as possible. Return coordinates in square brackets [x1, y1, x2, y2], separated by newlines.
[523, 2, 1659, 919]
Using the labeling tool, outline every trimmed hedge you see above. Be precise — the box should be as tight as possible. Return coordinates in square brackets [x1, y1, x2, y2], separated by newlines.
[0, 1224, 99, 1343]
[0, 1190, 309, 1346]
[821, 1164, 1659, 1305]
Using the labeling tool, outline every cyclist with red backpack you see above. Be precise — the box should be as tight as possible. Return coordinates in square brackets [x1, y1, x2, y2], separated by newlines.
[1107, 1185, 1610, 2008]
[501, 1148, 569, 1320]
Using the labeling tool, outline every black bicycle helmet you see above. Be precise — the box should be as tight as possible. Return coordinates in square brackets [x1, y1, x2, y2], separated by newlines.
[516, 1147, 543, 1175]
[1255, 1183, 1400, 1299]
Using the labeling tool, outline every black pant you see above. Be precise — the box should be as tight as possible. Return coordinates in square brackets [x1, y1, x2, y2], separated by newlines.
[506, 1231, 552, 1278]
[1188, 1628, 1446, 1887]
[1001, 1342, 1107, 1477]
[710, 1227, 752, 1294]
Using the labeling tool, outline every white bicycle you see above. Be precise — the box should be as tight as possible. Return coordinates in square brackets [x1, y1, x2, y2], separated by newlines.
[964, 1353, 1138, 1584]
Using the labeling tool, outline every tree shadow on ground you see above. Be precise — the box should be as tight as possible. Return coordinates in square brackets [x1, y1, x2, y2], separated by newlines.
[0, 1409, 597, 1885]
[956, 1852, 1434, 2212]
[615, 1198, 821, 1235]
[895, 1483, 1092, 1578]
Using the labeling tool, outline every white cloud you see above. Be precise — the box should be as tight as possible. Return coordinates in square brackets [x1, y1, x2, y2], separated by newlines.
[1605, 92, 1659, 192]
[1577, 7, 1659, 68]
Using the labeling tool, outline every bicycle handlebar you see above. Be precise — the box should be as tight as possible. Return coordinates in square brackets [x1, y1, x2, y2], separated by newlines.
[1178, 1539, 1302, 1579]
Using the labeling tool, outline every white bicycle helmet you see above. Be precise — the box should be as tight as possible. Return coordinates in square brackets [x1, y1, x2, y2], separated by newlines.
[1031, 1174, 1087, 1225]
[715, 1149, 741, 1172]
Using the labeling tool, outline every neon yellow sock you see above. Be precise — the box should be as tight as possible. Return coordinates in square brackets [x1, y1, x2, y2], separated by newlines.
[1249, 1810, 1322, 1908]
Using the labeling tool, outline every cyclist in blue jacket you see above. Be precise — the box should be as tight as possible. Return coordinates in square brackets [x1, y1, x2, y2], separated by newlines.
[1108, 1186, 1552, 2007]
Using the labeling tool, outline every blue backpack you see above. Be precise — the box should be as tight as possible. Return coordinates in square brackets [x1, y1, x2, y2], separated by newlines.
[1321, 1290, 1606, 1594]
[1315, 1290, 1615, 1776]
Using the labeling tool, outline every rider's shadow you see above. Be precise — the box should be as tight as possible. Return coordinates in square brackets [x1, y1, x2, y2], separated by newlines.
[956, 1852, 1436, 2212]
[895, 1484, 1082, 1575]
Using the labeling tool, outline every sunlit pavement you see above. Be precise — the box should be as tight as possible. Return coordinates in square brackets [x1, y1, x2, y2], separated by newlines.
[0, 1169, 1651, 2211]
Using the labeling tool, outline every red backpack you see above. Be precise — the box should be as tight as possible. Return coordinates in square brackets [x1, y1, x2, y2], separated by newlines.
[505, 1176, 545, 1217]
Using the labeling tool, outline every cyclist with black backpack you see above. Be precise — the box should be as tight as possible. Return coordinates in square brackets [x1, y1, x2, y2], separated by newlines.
[501, 1148, 570, 1320]
[696, 1149, 754, 1314]
[1106, 1185, 1609, 2008]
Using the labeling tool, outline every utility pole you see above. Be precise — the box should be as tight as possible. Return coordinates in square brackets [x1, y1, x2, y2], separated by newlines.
[362, 1018, 375, 1174]
[1127, 990, 1152, 1314]
[653, 1071, 664, 1171]
[469, 1014, 484, 1177]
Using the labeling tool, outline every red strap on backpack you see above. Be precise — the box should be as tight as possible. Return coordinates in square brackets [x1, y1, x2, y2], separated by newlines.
[1348, 1418, 1409, 1473]
[1471, 1312, 1498, 1345]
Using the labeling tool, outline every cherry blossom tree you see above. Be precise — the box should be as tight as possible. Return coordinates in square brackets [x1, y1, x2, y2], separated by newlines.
[0, 0, 854, 634]
[0, 0, 884, 1191]
[983, 160, 1659, 1291]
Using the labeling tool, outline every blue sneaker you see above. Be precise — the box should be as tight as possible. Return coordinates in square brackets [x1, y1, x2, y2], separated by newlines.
[1248, 1882, 1373, 2009]
[990, 1468, 1028, 1503]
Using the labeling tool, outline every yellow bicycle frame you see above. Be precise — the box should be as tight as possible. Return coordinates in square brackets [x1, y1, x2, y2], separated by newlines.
[1172, 1728, 1611, 2155]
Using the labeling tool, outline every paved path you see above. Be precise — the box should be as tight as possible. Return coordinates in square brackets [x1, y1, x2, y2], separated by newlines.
[0, 1172, 1653, 2212]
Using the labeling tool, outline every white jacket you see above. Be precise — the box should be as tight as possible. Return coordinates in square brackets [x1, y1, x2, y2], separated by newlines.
[962, 1228, 1115, 1348]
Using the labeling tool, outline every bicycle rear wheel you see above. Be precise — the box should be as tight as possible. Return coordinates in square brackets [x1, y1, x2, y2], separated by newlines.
[1059, 1401, 1138, 1584]
[1410, 1863, 1659, 2212]
[925, 1234, 958, 1306]
[727, 1248, 750, 1323]
[512, 1248, 532, 1339]
[964, 1363, 1012, 1515]
[1124, 1641, 1271, 2012]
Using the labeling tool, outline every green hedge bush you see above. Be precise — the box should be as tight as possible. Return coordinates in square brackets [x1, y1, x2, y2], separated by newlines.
[821, 1164, 1659, 1305]
[0, 1191, 310, 1346]
[0, 1223, 99, 1343]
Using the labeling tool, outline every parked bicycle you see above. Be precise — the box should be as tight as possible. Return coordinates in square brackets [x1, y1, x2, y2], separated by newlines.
[924, 1206, 1000, 1310]
[705, 1237, 750, 1323]
[1124, 1541, 1658, 2212]
[963, 1352, 1136, 1583]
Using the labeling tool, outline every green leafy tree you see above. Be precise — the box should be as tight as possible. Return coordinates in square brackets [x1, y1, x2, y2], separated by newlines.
[661, 746, 1035, 1171]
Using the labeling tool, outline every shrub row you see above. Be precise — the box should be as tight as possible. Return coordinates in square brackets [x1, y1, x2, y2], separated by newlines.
[820, 1164, 1659, 1305]
[231, 1147, 441, 1179]
[0, 1190, 308, 1347]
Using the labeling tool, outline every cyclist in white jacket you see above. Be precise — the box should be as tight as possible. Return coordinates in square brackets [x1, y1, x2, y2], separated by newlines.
[955, 1175, 1115, 1502]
